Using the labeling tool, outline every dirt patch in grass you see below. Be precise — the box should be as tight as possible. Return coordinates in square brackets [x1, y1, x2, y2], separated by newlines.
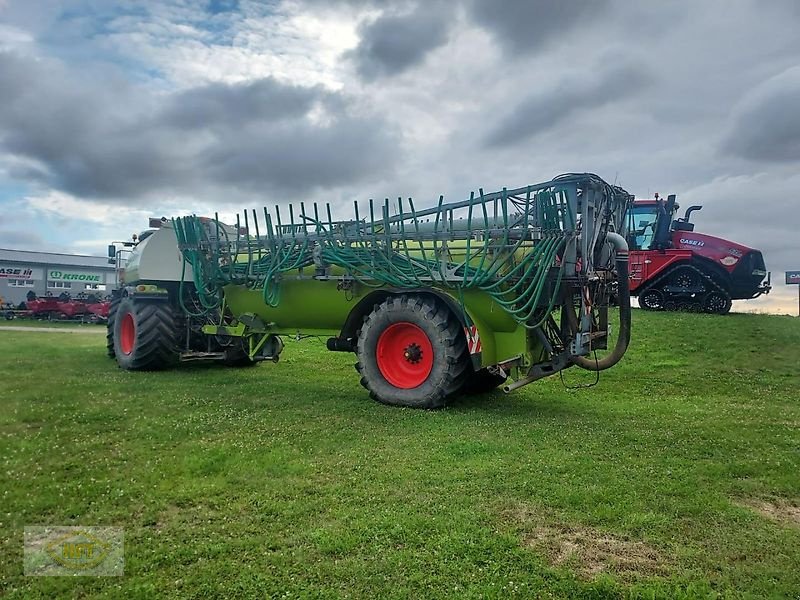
[737, 498, 800, 527]
[503, 504, 668, 580]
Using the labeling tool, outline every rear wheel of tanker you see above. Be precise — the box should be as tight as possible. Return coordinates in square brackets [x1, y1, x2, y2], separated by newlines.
[222, 340, 257, 367]
[356, 295, 468, 409]
[113, 296, 178, 370]
[106, 296, 120, 358]
[702, 291, 732, 315]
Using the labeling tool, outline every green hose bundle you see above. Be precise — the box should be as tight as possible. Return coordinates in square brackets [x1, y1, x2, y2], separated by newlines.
[170, 176, 611, 328]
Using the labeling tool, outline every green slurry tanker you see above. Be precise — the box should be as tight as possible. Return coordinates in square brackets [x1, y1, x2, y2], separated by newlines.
[108, 173, 633, 408]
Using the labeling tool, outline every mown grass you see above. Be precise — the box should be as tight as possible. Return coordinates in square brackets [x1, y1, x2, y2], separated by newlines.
[1, 310, 798, 598]
[0, 319, 106, 329]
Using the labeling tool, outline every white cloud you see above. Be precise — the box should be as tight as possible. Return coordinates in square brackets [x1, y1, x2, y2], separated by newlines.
[25, 191, 141, 225]
[96, 2, 360, 89]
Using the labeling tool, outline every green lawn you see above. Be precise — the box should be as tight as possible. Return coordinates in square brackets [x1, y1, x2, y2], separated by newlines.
[1, 311, 799, 598]
[0, 319, 106, 329]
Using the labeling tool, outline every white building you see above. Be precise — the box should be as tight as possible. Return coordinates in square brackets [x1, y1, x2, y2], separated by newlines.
[0, 248, 118, 306]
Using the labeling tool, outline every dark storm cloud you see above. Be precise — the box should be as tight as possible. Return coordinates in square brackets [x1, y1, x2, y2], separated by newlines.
[484, 62, 651, 147]
[160, 78, 321, 130]
[0, 51, 400, 201]
[202, 118, 398, 190]
[722, 66, 800, 163]
[347, 3, 451, 80]
[465, 0, 610, 55]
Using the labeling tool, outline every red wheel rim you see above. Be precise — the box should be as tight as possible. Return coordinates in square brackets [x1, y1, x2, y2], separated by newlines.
[120, 313, 135, 355]
[376, 322, 434, 389]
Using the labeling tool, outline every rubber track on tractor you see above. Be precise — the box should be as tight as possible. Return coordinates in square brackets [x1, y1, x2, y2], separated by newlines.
[639, 263, 731, 314]
[355, 295, 468, 409]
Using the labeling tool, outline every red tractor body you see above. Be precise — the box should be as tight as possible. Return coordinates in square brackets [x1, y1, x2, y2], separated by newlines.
[627, 197, 770, 313]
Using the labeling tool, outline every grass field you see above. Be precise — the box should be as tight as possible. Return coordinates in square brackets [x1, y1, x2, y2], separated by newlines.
[1, 310, 799, 598]
[0, 318, 106, 329]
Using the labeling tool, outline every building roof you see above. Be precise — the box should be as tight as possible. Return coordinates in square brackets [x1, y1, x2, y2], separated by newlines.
[0, 248, 114, 270]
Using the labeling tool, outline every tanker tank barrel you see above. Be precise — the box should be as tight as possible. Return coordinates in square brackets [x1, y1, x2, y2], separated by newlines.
[171, 172, 633, 329]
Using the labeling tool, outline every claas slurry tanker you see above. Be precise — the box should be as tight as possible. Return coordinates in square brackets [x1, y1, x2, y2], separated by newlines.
[108, 173, 633, 408]
[627, 194, 771, 314]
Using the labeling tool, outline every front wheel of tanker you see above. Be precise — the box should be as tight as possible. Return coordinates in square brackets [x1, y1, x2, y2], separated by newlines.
[356, 295, 468, 409]
[106, 296, 119, 358]
[113, 296, 178, 370]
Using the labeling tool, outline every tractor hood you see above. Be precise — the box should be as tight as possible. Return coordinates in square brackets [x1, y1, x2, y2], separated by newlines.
[671, 231, 756, 270]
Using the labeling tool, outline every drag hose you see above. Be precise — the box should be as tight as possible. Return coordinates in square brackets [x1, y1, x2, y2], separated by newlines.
[571, 232, 631, 371]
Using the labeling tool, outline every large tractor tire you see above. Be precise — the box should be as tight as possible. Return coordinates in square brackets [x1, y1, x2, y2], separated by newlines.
[356, 295, 468, 409]
[113, 296, 178, 370]
[106, 296, 120, 358]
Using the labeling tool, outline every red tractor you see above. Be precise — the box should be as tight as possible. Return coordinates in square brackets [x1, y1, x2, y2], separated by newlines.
[627, 194, 770, 314]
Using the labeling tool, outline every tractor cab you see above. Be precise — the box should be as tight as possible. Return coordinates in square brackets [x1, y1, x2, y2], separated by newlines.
[627, 195, 702, 251]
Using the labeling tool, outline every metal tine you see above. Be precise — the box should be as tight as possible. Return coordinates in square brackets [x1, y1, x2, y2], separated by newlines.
[383, 199, 390, 249]
[243, 209, 253, 277]
[378, 199, 391, 275]
[353, 201, 362, 242]
[251, 209, 262, 265]
[262, 209, 276, 281]
[325, 203, 335, 242]
[396, 197, 416, 280]
[313, 202, 321, 234]
[397, 197, 409, 259]
[524, 186, 531, 232]
[472, 188, 490, 287]
[215, 212, 232, 280]
[264, 207, 274, 245]
[480, 189, 489, 230]
[461, 191, 475, 286]
[300, 202, 308, 238]
[291, 203, 298, 239]
[408, 197, 429, 271]
[211, 212, 219, 252]
[369, 198, 376, 246]
[274, 205, 283, 255]
[433, 194, 444, 237]
[397, 196, 406, 243]
[300, 202, 309, 238]
[233, 212, 242, 277]
[501, 187, 510, 249]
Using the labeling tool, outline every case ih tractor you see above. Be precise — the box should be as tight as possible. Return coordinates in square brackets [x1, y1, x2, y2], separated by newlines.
[627, 194, 770, 314]
[108, 173, 633, 408]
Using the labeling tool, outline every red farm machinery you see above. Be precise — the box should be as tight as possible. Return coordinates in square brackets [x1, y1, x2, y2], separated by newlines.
[627, 194, 770, 314]
[108, 173, 634, 408]
[3, 291, 111, 322]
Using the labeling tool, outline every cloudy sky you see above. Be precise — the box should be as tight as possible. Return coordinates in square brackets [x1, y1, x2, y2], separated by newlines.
[0, 0, 798, 313]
